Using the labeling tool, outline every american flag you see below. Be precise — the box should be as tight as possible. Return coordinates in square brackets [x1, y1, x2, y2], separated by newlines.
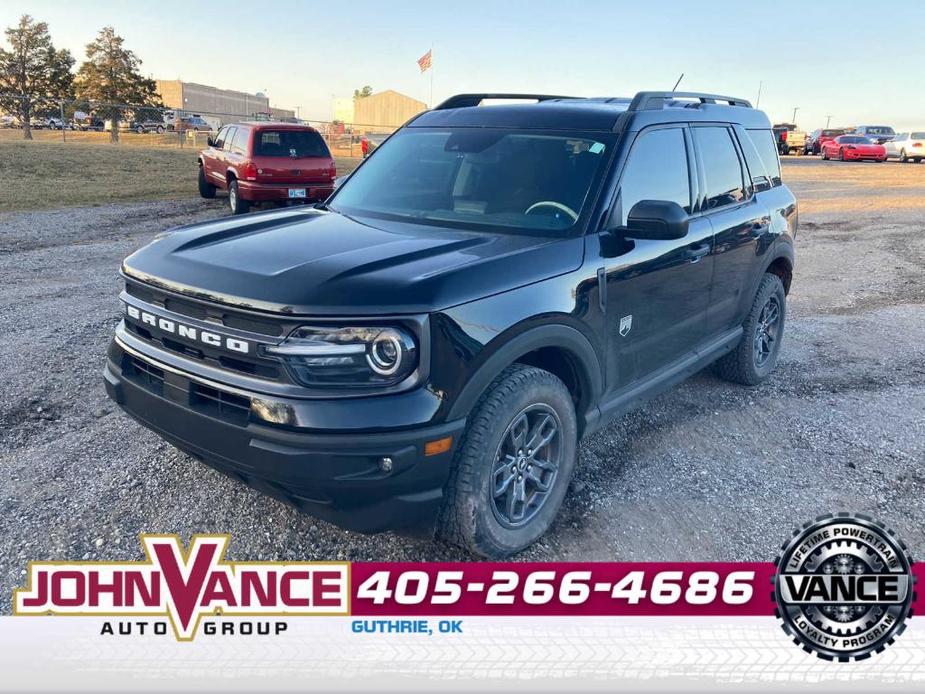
[417, 49, 432, 73]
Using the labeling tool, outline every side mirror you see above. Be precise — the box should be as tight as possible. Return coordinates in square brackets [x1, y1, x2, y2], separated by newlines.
[616, 200, 689, 240]
[207, 136, 215, 147]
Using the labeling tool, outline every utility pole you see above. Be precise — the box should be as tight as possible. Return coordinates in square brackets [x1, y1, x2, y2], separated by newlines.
[825, 114, 832, 129]
[791, 106, 799, 124]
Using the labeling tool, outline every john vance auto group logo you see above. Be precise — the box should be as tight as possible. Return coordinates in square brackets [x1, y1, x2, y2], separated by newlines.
[13, 534, 349, 640]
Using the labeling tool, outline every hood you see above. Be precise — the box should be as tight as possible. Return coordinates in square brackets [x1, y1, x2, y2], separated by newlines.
[123, 207, 583, 315]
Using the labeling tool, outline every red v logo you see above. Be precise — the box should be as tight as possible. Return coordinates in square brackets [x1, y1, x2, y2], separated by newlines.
[146, 537, 224, 637]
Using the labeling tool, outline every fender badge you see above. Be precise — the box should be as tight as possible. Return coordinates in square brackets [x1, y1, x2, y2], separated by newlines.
[619, 315, 632, 337]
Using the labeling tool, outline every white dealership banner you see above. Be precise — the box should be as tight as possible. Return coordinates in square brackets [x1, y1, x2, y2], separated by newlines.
[1, 616, 924, 692]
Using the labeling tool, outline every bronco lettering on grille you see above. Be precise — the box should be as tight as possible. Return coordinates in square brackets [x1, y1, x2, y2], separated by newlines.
[124, 303, 251, 354]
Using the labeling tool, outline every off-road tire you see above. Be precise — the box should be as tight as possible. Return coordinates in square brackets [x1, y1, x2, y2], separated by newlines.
[228, 179, 250, 214]
[198, 166, 216, 199]
[437, 364, 578, 558]
[713, 273, 786, 386]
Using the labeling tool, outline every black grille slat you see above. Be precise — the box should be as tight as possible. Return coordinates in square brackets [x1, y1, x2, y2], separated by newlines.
[191, 384, 251, 426]
[125, 355, 165, 395]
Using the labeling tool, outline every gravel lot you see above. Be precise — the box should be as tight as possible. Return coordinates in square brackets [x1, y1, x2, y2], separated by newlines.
[2, 159, 924, 609]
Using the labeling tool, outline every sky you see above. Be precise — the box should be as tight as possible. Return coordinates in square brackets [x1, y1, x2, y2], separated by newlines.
[4, 0, 925, 130]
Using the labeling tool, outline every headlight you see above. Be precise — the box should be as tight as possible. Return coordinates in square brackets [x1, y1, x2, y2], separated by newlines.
[262, 325, 418, 388]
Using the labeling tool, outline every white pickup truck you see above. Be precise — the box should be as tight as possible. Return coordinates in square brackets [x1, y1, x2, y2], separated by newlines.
[773, 123, 807, 155]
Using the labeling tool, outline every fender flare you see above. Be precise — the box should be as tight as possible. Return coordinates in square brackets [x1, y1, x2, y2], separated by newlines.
[446, 324, 604, 427]
[763, 238, 794, 273]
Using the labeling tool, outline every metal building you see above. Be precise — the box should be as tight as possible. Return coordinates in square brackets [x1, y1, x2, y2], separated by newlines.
[352, 90, 427, 131]
[155, 80, 271, 121]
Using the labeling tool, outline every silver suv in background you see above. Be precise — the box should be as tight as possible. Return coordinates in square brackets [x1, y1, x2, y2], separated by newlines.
[852, 125, 895, 144]
[884, 132, 925, 163]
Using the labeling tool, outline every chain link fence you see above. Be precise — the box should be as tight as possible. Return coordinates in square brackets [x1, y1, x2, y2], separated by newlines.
[0, 94, 398, 157]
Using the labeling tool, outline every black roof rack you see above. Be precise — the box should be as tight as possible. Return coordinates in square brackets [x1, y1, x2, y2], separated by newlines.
[434, 93, 577, 110]
[628, 91, 753, 111]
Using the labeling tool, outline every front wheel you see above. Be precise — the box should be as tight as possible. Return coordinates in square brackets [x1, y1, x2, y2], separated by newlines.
[437, 364, 578, 558]
[821, 148, 829, 160]
[713, 273, 786, 386]
[839, 148, 846, 161]
[900, 149, 908, 163]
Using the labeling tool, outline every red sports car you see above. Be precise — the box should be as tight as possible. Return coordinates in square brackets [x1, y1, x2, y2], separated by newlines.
[821, 135, 886, 162]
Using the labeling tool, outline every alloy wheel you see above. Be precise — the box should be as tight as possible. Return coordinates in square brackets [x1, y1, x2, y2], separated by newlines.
[490, 404, 562, 528]
[753, 296, 781, 368]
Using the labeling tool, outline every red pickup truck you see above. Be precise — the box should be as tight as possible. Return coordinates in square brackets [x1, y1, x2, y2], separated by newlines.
[198, 122, 336, 214]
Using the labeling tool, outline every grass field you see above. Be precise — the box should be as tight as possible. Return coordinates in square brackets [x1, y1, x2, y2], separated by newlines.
[0, 139, 361, 212]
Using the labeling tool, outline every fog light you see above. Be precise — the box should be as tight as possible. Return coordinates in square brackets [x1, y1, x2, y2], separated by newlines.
[379, 457, 393, 473]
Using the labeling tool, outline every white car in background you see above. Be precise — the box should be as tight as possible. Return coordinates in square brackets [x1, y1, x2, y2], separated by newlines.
[884, 132, 925, 163]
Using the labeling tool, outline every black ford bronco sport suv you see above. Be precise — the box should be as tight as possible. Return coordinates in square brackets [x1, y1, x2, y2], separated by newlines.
[105, 91, 796, 558]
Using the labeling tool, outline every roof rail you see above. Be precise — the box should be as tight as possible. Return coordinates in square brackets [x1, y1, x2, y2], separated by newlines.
[628, 91, 753, 111]
[433, 93, 577, 110]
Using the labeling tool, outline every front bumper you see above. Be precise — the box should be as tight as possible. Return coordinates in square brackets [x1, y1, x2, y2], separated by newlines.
[104, 337, 465, 535]
[237, 180, 334, 203]
[844, 150, 885, 161]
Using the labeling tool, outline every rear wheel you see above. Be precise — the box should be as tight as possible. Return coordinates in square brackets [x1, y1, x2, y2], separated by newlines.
[900, 149, 908, 163]
[198, 166, 216, 199]
[839, 148, 845, 161]
[713, 273, 786, 386]
[437, 364, 578, 558]
[821, 147, 829, 160]
[156, 125, 165, 134]
[228, 179, 250, 214]
[136, 125, 144, 135]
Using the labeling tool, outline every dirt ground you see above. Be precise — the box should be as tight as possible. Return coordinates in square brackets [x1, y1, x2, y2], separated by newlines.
[1, 157, 923, 610]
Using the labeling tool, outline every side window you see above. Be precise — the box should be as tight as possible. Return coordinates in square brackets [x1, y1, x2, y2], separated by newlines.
[222, 127, 236, 151]
[231, 127, 249, 154]
[214, 126, 228, 148]
[617, 127, 690, 225]
[744, 128, 782, 188]
[693, 127, 746, 209]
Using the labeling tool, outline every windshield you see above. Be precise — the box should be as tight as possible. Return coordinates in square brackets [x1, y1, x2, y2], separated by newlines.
[331, 127, 613, 235]
[840, 136, 871, 144]
[865, 127, 894, 135]
[254, 129, 329, 158]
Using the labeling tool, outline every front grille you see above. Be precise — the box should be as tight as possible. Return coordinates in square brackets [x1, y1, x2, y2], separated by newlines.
[122, 279, 288, 382]
[123, 321, 282, 380]
[125, 281, 284, 336]
[191, 383, 251, 426]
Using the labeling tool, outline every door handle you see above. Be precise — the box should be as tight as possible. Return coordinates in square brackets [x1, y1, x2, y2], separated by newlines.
[749, 222, 770, 237]
[684, 243, 710, 263]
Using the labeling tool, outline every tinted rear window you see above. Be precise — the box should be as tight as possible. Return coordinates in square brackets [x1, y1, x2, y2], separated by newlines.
[254, 130, 329, 158]
[912, 132, 925, 140]
[742, 128, 782, 189]
[865, 127, 894, 135]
